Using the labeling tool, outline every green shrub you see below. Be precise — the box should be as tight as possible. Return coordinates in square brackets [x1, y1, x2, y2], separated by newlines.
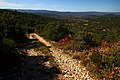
[0, 38, 21, 75]
[90, 51, 102, 66]
[83, 33, 98, 48]
[49, 27, 72, 42]
[102, 54, 120, 69]
[71, 33, 98, 51]
[2, 38, 16, 48]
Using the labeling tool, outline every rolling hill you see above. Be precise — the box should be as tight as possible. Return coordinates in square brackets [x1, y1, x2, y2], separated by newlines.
[16, 9, 120, 18]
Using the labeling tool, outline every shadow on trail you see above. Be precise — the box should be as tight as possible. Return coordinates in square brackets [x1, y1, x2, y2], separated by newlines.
[0, 38, 61, 80]
[17, 39, 45, 50]
[1, 56, 61, 80]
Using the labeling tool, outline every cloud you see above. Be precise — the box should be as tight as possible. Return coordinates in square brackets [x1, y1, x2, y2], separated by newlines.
[0, 0, 25, 7]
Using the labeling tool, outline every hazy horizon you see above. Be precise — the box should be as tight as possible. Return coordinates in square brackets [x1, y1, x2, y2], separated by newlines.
[0, 0, 120, 12]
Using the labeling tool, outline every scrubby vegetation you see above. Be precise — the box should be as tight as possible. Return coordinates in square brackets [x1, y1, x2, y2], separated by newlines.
[0, 9, 120, 79]
[0, 9, 58, 76]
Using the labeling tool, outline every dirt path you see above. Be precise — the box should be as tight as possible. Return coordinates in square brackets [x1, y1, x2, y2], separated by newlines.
[30, 33, 52, 47]
[31, 33, 97, 80]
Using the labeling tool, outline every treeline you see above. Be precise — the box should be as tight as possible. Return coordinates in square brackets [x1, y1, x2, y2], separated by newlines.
[1, 9, 120, 51]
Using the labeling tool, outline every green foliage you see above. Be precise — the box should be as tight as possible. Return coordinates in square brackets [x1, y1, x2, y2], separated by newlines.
[90, 50, 120, 79]
[69, 33, 98, 51]
[90, 51, 120, 69]
[90, 51, 102, 66]
[102, 54, 120, 69]
[0, 9, 59, 75]
[49, 27, 72, 41]
[0, 9, 120, 79]
[0, 38, 20, 74]
[82, 33, 98, 48]
[2, 38, 16, 48]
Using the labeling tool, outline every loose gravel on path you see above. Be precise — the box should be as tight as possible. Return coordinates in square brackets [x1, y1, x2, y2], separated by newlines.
[50, 47, 97, 80]
[32, 33, 97, 80]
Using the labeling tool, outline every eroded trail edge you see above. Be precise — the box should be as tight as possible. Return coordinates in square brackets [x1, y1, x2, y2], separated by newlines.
[30, 33, 97, 80]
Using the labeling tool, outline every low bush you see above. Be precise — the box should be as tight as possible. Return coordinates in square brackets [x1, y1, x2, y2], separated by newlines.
[102, 54, 120, 70]
[49, 27, 72, 42]
[0, 38, 22, 75]
[90, 51, 102, 66]
[89, 49, 120, 79]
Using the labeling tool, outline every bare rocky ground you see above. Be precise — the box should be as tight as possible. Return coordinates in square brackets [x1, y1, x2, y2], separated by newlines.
[31, 33, 98, 80]
[49, 47, 97, 80]
[0, 49, 61, 80]
[0, 39, 61, 80]
[0, 33, 97, 80]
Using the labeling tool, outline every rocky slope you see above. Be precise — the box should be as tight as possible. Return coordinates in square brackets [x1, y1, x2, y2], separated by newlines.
[32, 33, 97, 80]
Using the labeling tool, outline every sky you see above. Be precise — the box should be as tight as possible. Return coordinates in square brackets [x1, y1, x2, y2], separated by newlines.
[0, 0, 120, 12]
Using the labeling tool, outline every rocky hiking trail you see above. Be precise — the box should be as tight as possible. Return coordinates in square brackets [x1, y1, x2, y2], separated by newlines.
[30, 33, 97, 80]
[0, 38, 61, 80]
[0, 33, 97, 80]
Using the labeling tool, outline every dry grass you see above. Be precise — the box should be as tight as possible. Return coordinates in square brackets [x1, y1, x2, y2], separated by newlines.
[69, 41, 120, 79]
[72, 52, 85, 60]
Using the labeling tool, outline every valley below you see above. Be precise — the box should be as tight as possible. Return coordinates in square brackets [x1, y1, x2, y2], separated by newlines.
[0, 9, 120, 80]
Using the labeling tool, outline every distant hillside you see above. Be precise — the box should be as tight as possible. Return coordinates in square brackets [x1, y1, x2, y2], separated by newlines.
[0, 9, 120, 80]
[15, 9, 120, 18]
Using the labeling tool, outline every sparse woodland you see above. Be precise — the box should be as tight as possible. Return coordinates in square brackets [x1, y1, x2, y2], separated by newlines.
[0, 9, 120, 79]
